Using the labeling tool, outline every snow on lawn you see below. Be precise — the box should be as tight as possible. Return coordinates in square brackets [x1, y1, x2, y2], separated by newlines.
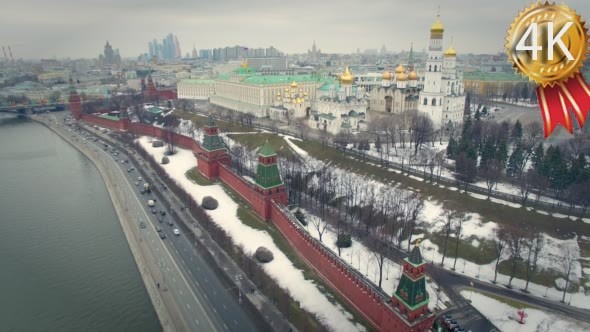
[461, 290, 590, 332]
[300, 210, 449, 311]
[420, 235, 589, 310]
[136, 136, 363, 332]
[283, 136, 309, 157]
[583, 268, 590, 275]
[226, 133, 590, 309]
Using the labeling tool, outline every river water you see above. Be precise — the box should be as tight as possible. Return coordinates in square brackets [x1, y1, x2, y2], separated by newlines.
[0, 114, 160, 331]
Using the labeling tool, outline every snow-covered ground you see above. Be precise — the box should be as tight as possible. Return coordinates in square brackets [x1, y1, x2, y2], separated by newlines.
[136, 136, 364, 332]
[420, 235, 588, 309]
[276, 134, 590, 310]
[299, 209, 449, 312]
[461, 290, 590, 332]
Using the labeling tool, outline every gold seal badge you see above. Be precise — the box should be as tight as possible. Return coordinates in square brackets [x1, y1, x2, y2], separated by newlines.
[506, 2, 589, 87]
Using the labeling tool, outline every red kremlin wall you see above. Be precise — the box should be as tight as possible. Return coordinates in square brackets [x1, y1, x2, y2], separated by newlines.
[78, 112, 434, 332]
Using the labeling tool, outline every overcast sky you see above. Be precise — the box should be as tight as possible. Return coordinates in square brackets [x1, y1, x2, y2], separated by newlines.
[1, 0, 589, 59]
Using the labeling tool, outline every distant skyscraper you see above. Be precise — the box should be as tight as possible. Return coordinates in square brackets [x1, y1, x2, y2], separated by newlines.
[192, 45, 198, 58]
[104, 41, 115, 65]
[148, 42, 154, 59]
[174, 35, 182, 58]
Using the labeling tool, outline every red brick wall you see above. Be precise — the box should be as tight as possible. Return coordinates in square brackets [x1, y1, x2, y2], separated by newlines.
[77, 113, 434, 331]
[218, 164, 255, 206]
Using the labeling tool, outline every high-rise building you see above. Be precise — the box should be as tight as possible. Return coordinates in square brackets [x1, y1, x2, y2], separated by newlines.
[148, 42, 154, 60]
[191, 45, 198, 58]
[174, 35, 182, 58]
[104, 41, 115, 65]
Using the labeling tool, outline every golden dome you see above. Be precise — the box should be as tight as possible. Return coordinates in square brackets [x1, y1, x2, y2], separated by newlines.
[240, 59, 249, 68]
[394, 64, 405, 74]
[291, 81, 298, 88]
[408, 71, 418, 80]
[339, 66, 354, 84]
[431, 19, 444, 33]
[397, 72, 408, 81]
[276, 92, 281, 96]
[382, 71, 393, 80]
[444, 46, 457, 57]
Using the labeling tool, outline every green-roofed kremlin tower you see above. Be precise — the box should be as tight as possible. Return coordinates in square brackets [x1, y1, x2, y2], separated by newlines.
[195, 115, 230, 179]
[68, 78, 82, 120]
[389, 242, 435, 328]
[253, 141, 287, 220]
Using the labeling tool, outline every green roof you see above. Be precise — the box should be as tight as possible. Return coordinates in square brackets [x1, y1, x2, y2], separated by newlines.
[318, 113, 337, 120]
[147, 106, 164, 114]
[341, 123, 352, 129]
[98, 113, 120, 121]
[407, 245, 424, 266]
[240, 74, 333, 86]
[258, 141, 277, 157]
[463, 70, 527, 82]
[179, 79, 215, 84]
[255, 163, 283, 189]
[319, 82, 340, 91]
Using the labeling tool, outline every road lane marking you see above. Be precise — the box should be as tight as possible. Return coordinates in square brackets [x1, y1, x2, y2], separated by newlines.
[195, 319, 199, 325]
[223, 323, 228, 330]
[179, 290, 183, 295]
[213, 308, 217, 313]
[173, 277, 176, 283]
[223, 304, 227, 310]
[187, 303, 190, 309]
[213, 290, 216, 295]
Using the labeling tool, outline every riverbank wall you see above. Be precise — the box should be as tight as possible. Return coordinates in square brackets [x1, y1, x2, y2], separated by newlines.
[31, 115, 176, 332]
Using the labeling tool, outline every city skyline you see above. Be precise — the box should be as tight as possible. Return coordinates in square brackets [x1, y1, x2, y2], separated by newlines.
[1, 0, 590, 59]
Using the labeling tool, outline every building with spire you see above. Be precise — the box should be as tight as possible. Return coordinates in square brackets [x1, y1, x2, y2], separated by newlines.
[307, 41, 322, 60]
[386, 241, 436, 330]
[69, 78, 82, 120]
[252, 141, 287, 219]
[103, 41, 115, 66]
[418, 14, 465, 129]
[195, 115, 230, 179]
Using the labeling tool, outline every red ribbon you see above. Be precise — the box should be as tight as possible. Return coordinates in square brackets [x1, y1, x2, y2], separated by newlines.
[536, 73, 590, 137]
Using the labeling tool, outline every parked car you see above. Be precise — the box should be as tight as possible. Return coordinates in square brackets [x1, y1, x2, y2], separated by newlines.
[160, 210, 166, 216]
[156, 226, 162, 232]
[138, 177, 142, 181]
[151, 208, 157, 214]
[173, 229, 180, 236]
[139, 222, 146, 229]
[159, 232, 166, 239]
[167, 220, 173, 226]
[135, 181, 139, 186]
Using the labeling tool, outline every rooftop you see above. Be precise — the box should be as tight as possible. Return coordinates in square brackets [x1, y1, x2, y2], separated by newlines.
[258, 141, 277, 157]
[463, 70, 527, 82]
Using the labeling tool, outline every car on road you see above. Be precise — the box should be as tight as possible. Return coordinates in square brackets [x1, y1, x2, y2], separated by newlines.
[160, 210, 166, 216]
[167, 220, 173, 227]
[135, 181, 139, 186]
[138, 177, 142, 181]
[151, 208, 157, 214]
[139, 221, 146, 229]
[173, 228, 180, 236]
[159, 232, 166, 239]
[156, 226, 162, 232]
[140, 189, 145, 194]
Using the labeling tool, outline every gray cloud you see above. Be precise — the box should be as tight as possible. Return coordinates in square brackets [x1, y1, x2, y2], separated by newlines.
[1, 0, 589, 59]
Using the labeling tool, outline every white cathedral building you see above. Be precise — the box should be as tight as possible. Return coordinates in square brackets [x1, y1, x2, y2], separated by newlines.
[418, 17, 465, 130]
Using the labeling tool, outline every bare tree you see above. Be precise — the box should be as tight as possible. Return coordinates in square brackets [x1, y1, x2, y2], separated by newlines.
[506, 225, 525, 288]
[518, 170, 534, 204]
[493, 226, 508, 284]
[481, 159, 502, 198]
[439, 209, 459, 267]
[523, 230, 544, 292]
[309, 214, 328, 243]
[452, 213, 469, 271]
[559, 243, 578, 302]
[410, 112, 434, 156]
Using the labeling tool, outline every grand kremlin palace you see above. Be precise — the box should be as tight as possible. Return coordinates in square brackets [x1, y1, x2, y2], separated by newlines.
[178, 62, 334, 117]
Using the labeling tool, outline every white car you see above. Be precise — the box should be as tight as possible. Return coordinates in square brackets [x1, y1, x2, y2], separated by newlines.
[173, 229, 180, 236]
[138, 177, 142, 181]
